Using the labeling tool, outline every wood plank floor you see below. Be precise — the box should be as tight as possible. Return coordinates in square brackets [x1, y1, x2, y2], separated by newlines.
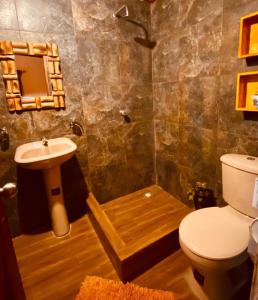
[13, 216, 118, 300]
[13, 215, 197, 300]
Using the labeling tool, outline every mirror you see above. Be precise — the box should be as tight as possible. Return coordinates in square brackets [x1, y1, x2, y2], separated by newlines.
[0, 40, 65, 112]
[15, 55, 50, 97]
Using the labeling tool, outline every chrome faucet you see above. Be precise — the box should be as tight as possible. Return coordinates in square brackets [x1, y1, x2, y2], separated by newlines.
[42, 136, 48, 146]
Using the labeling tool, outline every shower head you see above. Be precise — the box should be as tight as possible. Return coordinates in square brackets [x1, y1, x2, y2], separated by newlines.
[113, 5, 129, 18]
[114, 5, 156, 49]
[134, 37, 156, 49]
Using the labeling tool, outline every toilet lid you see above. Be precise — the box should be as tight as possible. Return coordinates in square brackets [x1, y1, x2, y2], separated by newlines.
[179, 207, 252, 260]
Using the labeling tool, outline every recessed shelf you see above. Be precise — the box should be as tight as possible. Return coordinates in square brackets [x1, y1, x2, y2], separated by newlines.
[239, 11, 258, 58]
[236, 71, 258, 112]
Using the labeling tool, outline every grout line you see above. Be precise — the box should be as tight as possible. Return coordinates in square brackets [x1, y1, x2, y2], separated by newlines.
[13, 0, 22, 39]
[149, 4, 158, 184]
[69, 0, 78, 40]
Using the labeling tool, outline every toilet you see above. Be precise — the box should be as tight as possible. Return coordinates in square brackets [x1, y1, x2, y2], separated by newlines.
[179, 154, 258, 300]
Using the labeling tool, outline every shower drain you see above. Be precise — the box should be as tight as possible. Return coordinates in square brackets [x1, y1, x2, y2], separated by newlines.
[144, 192, 152, 198]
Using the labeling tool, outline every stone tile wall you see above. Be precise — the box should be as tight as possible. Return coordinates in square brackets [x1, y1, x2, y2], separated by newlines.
[152, 0, 258, 206]
[0, 0, 154, 235]
[2, 0, 258, 236]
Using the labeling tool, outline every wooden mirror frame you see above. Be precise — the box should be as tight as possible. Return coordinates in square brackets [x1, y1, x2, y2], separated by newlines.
[0, 40, 65, 112]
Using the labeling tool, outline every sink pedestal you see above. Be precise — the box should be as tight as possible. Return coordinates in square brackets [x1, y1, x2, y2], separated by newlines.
[43, 166, 70, 237]
[14, 137, 77, 237]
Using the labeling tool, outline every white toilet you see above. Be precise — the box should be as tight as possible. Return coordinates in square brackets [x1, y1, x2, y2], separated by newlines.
[179, 154, 258, 300]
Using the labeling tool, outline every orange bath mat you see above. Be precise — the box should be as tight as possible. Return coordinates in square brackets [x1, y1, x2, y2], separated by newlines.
[76, 276, 175, 300]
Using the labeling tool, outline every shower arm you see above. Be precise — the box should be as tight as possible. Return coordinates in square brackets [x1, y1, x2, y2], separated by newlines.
[123, 18, 150, 40]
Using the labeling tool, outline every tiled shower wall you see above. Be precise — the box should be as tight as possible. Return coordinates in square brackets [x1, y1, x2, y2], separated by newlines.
[0, 0, 154, 236]
[152, 0, 258, 205]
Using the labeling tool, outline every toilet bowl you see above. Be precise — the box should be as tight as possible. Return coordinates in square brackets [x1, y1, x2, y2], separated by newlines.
[179, 154, 258, 299]
[180, 206, 252, 299]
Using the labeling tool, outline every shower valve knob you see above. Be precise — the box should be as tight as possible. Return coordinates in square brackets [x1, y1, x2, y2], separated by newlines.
[119, 110, 129, 116]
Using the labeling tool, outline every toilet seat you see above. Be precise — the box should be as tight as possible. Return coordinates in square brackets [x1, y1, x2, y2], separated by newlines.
[179, 206, 253, 260]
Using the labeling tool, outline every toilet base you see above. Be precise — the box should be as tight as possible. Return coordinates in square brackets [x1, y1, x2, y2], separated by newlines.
[184, 268, 209, 300]
[184, 258, 252, 300]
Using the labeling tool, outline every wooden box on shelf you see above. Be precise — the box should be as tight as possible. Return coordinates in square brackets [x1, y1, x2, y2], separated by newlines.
[236, 71, 258, 112]
[239, 11, 258, 58]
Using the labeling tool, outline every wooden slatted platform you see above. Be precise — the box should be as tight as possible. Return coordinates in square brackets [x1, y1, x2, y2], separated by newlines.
[87, 185, 192, 282]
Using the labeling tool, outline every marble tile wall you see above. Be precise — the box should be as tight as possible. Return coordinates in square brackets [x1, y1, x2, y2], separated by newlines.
[152, 0, 258, 206]
[0, 0, 154, 235]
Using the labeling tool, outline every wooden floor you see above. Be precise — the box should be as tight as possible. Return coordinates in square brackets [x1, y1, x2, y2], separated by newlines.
[13, 216, 197, 300]
[13, 216, 118, 300]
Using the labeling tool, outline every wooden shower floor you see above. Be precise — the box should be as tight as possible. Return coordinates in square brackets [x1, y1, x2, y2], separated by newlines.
[87, 185, 192, 281]
[102, 185, 192, 244]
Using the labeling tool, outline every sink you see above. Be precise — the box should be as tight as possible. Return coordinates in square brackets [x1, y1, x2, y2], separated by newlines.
[14, 137, 77, 170]
[14, 137, 77, 237]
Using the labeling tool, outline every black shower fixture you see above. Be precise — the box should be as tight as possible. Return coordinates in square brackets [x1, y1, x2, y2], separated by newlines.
[114, 5, 156, 50]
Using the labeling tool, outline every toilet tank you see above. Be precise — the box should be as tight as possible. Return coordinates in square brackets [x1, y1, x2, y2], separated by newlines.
[221, 154, 258, 218]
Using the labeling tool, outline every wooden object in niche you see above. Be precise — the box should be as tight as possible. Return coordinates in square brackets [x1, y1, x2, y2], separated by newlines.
[0, 40, 65, 112]
[239, 11, 258, 58]
[236, 71, 258, 112]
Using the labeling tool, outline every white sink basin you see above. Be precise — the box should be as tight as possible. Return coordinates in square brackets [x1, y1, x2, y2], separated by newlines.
[14, 137, 77, 170]
[14, 137, 77, 237]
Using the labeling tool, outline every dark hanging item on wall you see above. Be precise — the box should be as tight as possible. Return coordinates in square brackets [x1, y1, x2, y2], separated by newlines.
[0, 127, 9, 152]
[188, 182, 216, 210]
